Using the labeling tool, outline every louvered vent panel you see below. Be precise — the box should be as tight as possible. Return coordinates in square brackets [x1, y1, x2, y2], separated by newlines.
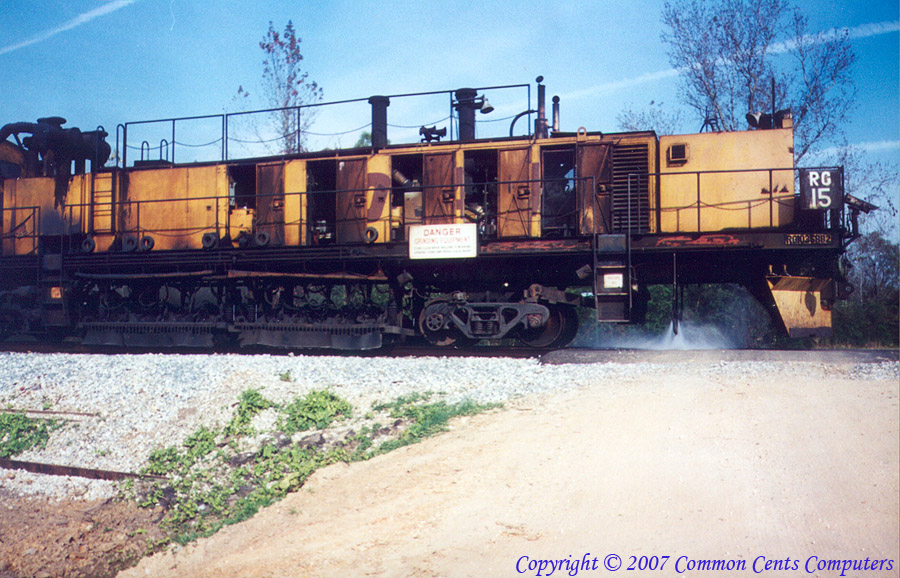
[611, 144, 650, 233]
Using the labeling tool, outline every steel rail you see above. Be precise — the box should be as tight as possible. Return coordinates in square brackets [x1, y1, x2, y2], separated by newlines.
[0, 458, 168, 481]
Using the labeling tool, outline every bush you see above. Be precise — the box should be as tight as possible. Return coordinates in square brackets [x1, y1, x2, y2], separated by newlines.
[833, 292, 900, 347]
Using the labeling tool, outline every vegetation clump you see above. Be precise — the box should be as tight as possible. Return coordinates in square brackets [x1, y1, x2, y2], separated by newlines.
[0, 412, 62, 458]
[129, 387, 499, 546]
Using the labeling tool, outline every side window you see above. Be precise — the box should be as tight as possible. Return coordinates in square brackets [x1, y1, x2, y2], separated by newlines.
[306, 160, 336, 245]
[541, 147, 576, 237]
[463, 149, 497, 237]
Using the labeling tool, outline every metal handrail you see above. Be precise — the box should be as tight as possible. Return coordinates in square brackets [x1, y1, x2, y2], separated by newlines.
[633, 166, 843, 234]
[2, 166, 843, 257]
[118, 84, 531, 168]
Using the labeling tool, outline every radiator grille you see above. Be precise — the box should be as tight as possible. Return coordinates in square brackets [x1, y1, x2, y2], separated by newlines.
[611, 144, 650, 233]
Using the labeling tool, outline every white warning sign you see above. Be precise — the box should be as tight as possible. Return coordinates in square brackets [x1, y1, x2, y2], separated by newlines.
[408, 224, 478, 260]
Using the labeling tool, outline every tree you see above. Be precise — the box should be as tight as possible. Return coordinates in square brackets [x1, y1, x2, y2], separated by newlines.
[833, 231, 899, 346]
[616, 100, 684, 135]
[844, 232, 900, 302]
[658, 0, 855, 162]
[831, 142, 899, 239]
[238, 21, 323, 154]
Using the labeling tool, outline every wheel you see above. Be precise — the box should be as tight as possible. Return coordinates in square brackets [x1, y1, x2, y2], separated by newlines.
[0, 307, 27, 341]
[121, 235, 139, 252]
[418, 300, 459, 346]
[518, 305, 578, 348]
[202, 232, 219, 249]
[139, 235, 155, 251]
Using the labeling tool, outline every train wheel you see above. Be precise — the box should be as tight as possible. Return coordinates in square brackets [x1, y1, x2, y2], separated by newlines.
[418, 300, 458, 346]
[0, 307, 26, 341]
[121, 235, 139, 252]
[519, 305, 578, 348]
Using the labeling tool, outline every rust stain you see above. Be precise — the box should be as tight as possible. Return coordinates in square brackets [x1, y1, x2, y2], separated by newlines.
[653, 235, 742, 247]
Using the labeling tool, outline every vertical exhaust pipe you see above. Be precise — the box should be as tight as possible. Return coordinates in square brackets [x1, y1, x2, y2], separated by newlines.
[552, 95, 560, 133]
[368, 95, 390, 149]
[454, 88, 478, 142]
[535, 76, 548, 139]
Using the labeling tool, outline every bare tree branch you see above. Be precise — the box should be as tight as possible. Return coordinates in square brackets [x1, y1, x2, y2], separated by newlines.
[659, 0, 855, 162]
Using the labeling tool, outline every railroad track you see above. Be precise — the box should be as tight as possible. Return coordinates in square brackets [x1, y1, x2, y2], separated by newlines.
[1, 407, 165, 482]
[0, 458, 167, 481]
[0, 339, 552, 358]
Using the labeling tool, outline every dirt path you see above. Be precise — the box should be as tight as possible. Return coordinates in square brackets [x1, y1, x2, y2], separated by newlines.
[121, 362, 899, 578]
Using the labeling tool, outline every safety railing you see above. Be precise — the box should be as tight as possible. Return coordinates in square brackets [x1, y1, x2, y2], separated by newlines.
[620, 166, 844, 236]
[115, 84, 532, 168]
[25, 175, 593, 253]
[3, 167, 845, 256]
[0, 206, 40, 255]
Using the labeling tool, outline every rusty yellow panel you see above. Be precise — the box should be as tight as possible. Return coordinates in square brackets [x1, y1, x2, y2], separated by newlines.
[529, 145, 541, 237]
[91, 233, 116, 253]
[498, 147, 532, 238]
[659, 129, 794, 233]
[67, 174, 90, 235]
[452, 149, 465, 224]
[2, 178, 57, 254]
[125, 165, 227, 250]
[229, 208, 254, 241]
[214, 166, 229, 240]
[767, 276, 833, 338]
[283, 159, 306, 246]
[1, 179, 14, 254]
[87, 171, 117, 234]
[365, 154, 391, 243]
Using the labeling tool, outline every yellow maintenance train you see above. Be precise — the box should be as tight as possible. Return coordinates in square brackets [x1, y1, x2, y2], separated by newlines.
[0, 78, 863, 348]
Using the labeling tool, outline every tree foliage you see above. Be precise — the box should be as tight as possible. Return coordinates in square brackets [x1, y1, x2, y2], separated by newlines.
[239, 21, 323, 154]
[831, 142, 899, 239]
[657, 0, 855, 161]
[616, 100, 684, 135]
[843, 232, 900, 302]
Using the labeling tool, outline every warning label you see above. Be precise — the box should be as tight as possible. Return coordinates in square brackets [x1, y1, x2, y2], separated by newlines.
[408, 224, 478, 260]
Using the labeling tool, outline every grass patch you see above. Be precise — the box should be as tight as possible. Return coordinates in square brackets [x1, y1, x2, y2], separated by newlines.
[128, 387, 499, 549]
[362, 392, 500, 456]
[278, 390, 352, 434]
[0, 411, 62, 458]
[223, 389, 273, 437]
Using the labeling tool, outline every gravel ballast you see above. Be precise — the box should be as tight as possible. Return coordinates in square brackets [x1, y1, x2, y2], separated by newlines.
[1, 351, 897, 501]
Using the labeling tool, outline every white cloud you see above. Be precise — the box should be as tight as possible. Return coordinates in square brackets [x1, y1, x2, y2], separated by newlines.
[0, 1, 136, 56]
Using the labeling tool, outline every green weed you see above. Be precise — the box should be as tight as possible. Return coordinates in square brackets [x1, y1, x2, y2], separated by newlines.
[278, 389, 352, 434]
[130, 386, 498, 553]
[0, 412, 62, 458]
[224, 389, 273, 437]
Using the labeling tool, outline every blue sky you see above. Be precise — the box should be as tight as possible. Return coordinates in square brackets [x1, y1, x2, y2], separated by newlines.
[1, 0, 897, 171]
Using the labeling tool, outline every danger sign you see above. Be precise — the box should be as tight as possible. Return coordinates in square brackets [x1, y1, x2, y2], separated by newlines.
[408, 224, 478, 260]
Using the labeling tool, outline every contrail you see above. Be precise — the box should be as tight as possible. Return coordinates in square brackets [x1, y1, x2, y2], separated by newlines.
[567, 20, 899, 100]
[0, 1, 136, 56]
[769, 19, 900, 54]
